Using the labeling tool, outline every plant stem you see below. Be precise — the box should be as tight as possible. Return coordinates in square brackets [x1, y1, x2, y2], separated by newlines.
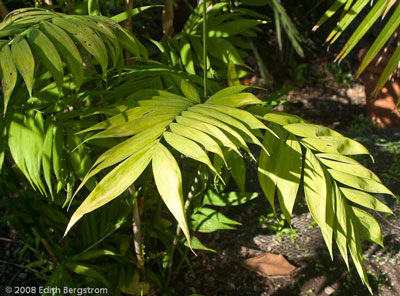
[41, 238, 60, 265]
[162, 0, 174, 39]
[129, 186, 144, 274]
[0, 0, 8, 20]
[124, 0, 134, 65]
[202, 0, 208, 98]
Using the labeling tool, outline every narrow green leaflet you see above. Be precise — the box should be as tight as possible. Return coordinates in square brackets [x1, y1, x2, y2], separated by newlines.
[197, 207, 241, 225]
[73, 123, 166, 197]
[258, 125, 302, 222]
[65, 143, 155, 235]
[302, 136, 370, 155]
[356, 2, 400, 75]
[65, 263, 111, 289]
[88, 0, 101, 15]
[188, 105, 265, 152]
[8, 113, 31, 185]
[284, 123, 342, 137]
[170, 75, 200, 103]
[205, 92, 262, 107]
[328, 169, 393, 195]
[258, 127, 278, 214]
[0, 45, 17, 114]
[42, 120, 54, 198]
[313, 0, 347, 30]
[203, 190, 258, 207]
[348, 218, 371, 291]
[78, 106, 156, 134]
[111, 6, 162, 23]
[227, 58, 240, 86]
[333, 183, 349, 268]
[201, 104, 266, 130]
[87, 114, 175, 140]
[304, 150, 334, 257]
[317, 154, 381, 182]
[350, 206, 383, 246]
[191, 208, 238, 233]
[152, 142, 191, 246]
[24, 111, 46, 193]
[340, 187, 393, 214]
[115, 26, 148, 61]
[181, 110, 250, 153]
[263, 112, 304, 125]
[175, 116, 242, 155]
[11, 35, 35, 96]
[225, 149, 246, 192]
[169, 123, 225, 162]
[52, 17, 108, 73]
[373, 45, 400, 95]
[336, 0, 395, 61]
[163, 132, 219, 176]
[208, 19, 263, 38]
[326, 0, 370, 44]
[52, 125, 67, 190]
[208, 37, 246, 66]
[27, 27, 64, 93]
[67, 130, 93, 185]
[183, 236, 216, 252]
[180, 37, 196, 75]
[39, 21, 84, 89]
[70, 249, 118, 261]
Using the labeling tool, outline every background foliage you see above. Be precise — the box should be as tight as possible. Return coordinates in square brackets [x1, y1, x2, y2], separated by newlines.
[0, 0, 397, 295]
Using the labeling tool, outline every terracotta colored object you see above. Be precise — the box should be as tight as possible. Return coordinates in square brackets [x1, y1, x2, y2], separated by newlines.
[358, 48, 400, 127]
[241, 253, 296, 277]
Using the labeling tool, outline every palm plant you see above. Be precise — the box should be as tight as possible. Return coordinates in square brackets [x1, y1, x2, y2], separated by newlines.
[0, 1, 395, 293]
[314, 0, 400, 102]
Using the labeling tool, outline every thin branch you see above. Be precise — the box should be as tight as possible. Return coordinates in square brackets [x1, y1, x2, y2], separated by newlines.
[162, 0, 174, 39]
[129, 185, 144, 274]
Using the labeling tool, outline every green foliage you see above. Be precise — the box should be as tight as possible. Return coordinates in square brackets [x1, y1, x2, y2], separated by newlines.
[315, 0, 400, 103]
[0, 1, 395, 295]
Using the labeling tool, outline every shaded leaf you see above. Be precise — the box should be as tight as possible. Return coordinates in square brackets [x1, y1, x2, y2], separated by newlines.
[11, 35, 35, 96]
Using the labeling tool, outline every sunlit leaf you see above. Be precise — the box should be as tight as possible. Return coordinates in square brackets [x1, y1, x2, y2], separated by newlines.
[65, 143, 155, 235]
[302, 136, 370, 155]
[328, 169, 393, 195]
[304, 150, 333, 257]
[152, 142, 191, 246]
[0, 44, 17, 114]
[340, 187, 393, 214]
